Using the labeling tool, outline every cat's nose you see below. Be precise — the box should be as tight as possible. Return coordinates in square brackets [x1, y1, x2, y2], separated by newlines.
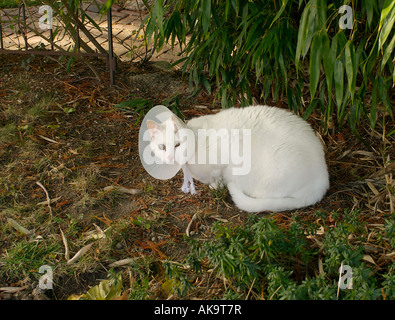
[166, 154, 174, 163]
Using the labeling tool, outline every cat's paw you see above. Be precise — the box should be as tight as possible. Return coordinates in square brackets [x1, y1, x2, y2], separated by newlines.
[181, 183, 190, 193]
[190, 184, 197, 195]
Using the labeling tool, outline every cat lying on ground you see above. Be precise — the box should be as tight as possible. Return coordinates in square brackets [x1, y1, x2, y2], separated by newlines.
[146, 105, 329, 212]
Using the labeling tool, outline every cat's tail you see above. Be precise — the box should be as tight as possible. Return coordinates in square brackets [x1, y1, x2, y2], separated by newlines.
[226, 182, 323, 212]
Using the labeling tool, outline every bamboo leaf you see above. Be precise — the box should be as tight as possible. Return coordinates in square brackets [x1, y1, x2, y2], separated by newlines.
[302, 98, 319, 120]
[270, 0, 289, 27]
[287, 88, 296, 112]
[344, 41, 356, 101]
[322, 32, 334, 93]
[224, 0, 230, 20]
[393, 61, 395, 84]
[304, 2, 318, 58]
[201, 0, 211, 35]
[322, 32, 335, 127]
[114, 98, 152, 113]
[334, 59, 344, 108]
[231, 0, 239, 15]
[99, 0, 114, 15]
[381, 33, 395, 70]
[337, 90, 349, 127]
[150, 0, 164, 41]
[363, 0, 373, 27]
[277, 50, 287, 82]
[309, 33, 323, 99]
[303, 4, 318, 59]
[378, 75, 393, 118]
[82, 11, 102, 32]
[316, 0, 327, 28]
[378, 0, 395, 51]
[201, 76, 212, 95]
[295, 3, 311, 67]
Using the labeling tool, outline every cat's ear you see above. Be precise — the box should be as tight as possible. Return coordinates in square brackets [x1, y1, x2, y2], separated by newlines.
[169, 116, 178, 133]
[170, 115, 186, 132]
[146, 120, 161, 138]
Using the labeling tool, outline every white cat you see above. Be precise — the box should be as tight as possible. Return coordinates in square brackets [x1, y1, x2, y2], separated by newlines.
[146, 105, 329, 212]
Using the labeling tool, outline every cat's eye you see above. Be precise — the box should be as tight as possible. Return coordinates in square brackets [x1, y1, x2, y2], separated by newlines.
[175, 142, 181, 148]
[159, 144, 166, 151]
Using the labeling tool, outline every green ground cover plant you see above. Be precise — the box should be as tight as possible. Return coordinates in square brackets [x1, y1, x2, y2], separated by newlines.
[164, 210, 395, 300]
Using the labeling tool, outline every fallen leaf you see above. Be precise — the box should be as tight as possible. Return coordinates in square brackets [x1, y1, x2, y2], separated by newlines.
[111, 289, 130, 300]
[104, 185, 141, 195]
[384, 252, 395, 260]
[67, 273, 123, 300]
[67, 243, 93, 265]
[366, 181, 380, 196]
[362, 254, 377, 266]
[318, 258, 324, 275]
[83, 224, 106, 240]
[161, 279, 175, 296]
[0, 286, 28, 293]
[7, 218, 32, 235]
[108, 258, 136, 268]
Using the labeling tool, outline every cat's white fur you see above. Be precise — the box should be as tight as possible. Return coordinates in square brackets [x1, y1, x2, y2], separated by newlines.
[147, 105, 329, 212]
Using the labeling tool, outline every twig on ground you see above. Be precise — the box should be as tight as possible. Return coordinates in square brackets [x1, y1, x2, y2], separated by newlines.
[186, 212, 198, 237]
[37, 196, 62, 206]
[36, 181, 53, 217]
[60, 227, 70, 261]
[38, 135, 61, 144]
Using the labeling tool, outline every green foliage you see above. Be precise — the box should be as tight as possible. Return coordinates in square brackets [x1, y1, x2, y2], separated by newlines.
[163, 260, 193, 296]
[0, 0, 40, 8]
[0, 239, 60, 281]
[114, 97, 154, 124]
[114, 95, 184, 124]
[164, 211, 395, 300]
[144, 0, 394, 133]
